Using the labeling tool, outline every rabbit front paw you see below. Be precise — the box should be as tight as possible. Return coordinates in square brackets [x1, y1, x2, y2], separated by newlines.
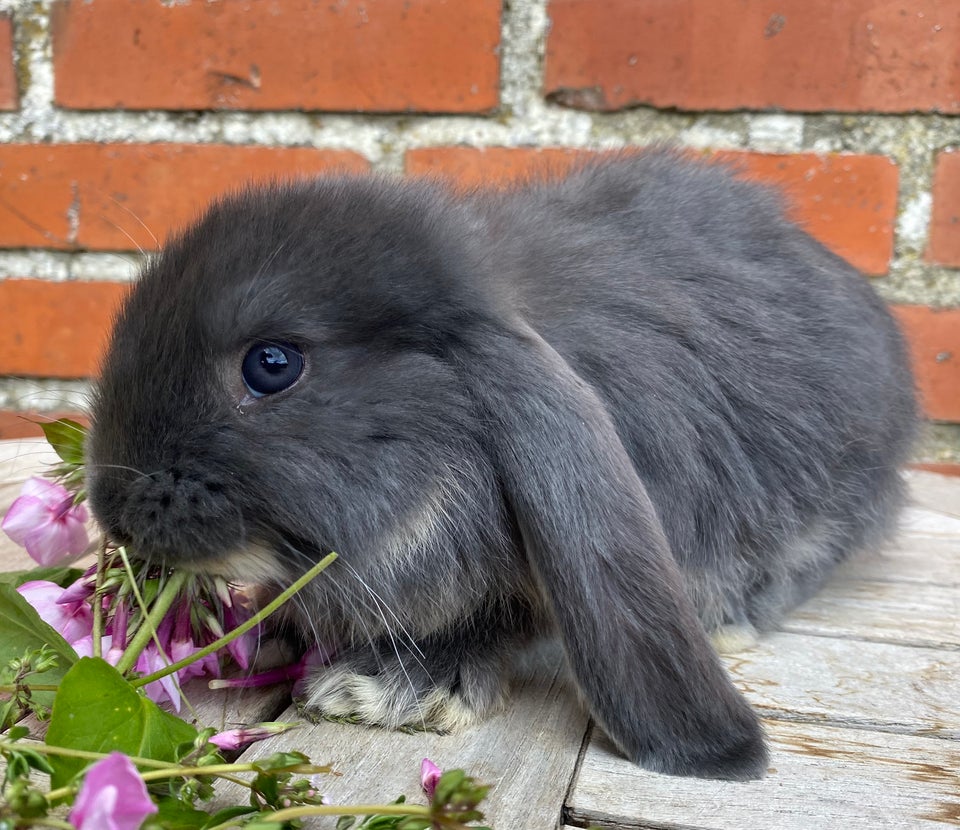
[299, 642, 507, 733]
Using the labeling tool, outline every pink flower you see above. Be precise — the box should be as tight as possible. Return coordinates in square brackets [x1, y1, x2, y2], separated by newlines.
[168, 602, 220, 683]
[68, 752, 157, 830]
[2, 476, 89, 565]
[71, 633, 123, 666]
[17, 580, 93, 645]
[212, 643, 332, 692]
[221, 602, 257, 671]
[421, 758, 442, 800]
[208, 721, 297, 751]
[135, 622, 183, 713]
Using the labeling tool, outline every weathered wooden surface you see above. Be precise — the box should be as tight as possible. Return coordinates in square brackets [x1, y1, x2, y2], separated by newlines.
[779, 579, 959, 649]
[568, 721, 960, 830]
[907, 470, 960, 516]
[724, 633, 960, 738]
[1, 439, 959, 829]
[216, 645, 590, 827]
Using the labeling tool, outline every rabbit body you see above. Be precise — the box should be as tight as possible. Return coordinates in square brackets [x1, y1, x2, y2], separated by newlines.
[87, 153, 916, 781]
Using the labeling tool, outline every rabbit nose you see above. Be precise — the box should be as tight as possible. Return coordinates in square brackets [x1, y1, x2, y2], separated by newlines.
[112, 466, 236, 560]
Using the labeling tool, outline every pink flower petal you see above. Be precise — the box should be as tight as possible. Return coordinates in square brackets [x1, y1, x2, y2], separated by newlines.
[69, 752, 157, 830]
[136, 644, 182, 712]
[19, 476, 67, 507]
[208, 723, 290, 751]
[71, 634, 121, 665]
[1, 495, 49, 544]
[3, 479, 89, 565]
[17, 580, 93, 643]
[222, 603, 257, 670]
[421, 758, 442, 800]
[57, 576, 96, 605]
[170, 637, 219, 683]
[23, 516, 84, 566]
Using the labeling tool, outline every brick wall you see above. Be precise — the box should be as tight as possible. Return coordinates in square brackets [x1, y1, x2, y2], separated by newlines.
[0, 0, 958, 471]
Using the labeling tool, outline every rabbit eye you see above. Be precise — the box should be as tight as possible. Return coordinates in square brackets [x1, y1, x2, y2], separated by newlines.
[241, 341, 304, 397]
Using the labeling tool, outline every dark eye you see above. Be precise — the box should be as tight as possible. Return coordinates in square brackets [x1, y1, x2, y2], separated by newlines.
[241, 341, 304, 397]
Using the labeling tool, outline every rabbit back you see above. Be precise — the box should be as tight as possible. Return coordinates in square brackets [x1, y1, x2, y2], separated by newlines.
[475, 153, 917, 631]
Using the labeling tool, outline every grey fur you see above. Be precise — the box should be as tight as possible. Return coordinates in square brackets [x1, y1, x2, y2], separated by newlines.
[86, 152, 917, 780]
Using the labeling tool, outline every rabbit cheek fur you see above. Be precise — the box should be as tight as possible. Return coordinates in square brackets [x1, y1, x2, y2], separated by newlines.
[86, 153, 917, 782]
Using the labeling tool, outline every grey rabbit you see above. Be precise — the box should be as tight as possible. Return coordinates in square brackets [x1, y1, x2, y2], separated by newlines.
[86, 151, 917, 780]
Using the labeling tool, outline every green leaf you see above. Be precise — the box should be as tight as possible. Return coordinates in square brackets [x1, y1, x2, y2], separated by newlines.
[5, 725, 29, 741]
[250, 771, 281, 808]
[19, 747, 56, 776]
[0, 583, 77, 708]
[253, 751, 312, 772]
[432, 769, 466, 807]
[142, 798, 217, 830]
[0, 566, 86, 589]
[45, 657, 198, 788]
[200, 806, 258, 829]
[40, 418, 87, 466]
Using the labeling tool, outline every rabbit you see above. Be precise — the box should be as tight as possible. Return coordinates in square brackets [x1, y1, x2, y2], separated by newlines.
[85, 151, 917, 781]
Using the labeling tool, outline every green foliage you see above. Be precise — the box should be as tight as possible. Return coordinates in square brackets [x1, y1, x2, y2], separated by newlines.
[0, 583, 77, 710]
[39, 418, 87, 466]
[143, 798, 234, 830]
[45, 657, 198, 788]
[0, 566, 85, 588]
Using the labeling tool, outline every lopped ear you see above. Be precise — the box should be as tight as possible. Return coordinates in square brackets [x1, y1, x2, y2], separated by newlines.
[456, 321, 768, 780]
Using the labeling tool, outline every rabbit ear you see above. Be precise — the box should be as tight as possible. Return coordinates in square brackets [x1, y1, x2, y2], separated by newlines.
[458, 321, 767, 780]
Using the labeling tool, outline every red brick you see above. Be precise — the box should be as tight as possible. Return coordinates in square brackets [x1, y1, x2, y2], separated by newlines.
[0, 279, 128, 378]
[718, 152, 897, 277]
[926, 150, 960, 265]
[0, 144, 367, 251]
[892, 305, 960, 422]
[545, 0, 960, 113]
[405, 147, 897, 275]
[910, 461, 960, 477]
[0, 15, 16, 111]
[406, 146, 588, 186]
[0, 410, 90, 440]
[51, 0, 500, 113]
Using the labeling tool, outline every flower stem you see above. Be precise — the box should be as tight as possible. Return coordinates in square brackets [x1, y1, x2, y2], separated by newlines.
[138, 761, 328, 782]
[206, 803, 445, 830]
[117, 572, 190, 686]
[132, 552, 337, 689]
[0, 683, 60, 693]
[0, 738, 180, 770]
[91, 535, 107, 660]
[18, 818, 77, 829]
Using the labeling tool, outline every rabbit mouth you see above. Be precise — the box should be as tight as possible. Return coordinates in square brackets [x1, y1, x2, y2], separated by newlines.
[175, 540, 287, 585]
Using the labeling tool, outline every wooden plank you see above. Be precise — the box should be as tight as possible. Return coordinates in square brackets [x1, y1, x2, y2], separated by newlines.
[835, 535, 958, 587]
[0, 437, 59, 478]
[568, 720, 960, 830]
[214, 646, 588, 828]
[179, 675, 293, 734]
[724, 632, 960, 739]
[907, 471, 960, 518]
[780, 579, 960, 650]
[899, 506, 960, 538]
